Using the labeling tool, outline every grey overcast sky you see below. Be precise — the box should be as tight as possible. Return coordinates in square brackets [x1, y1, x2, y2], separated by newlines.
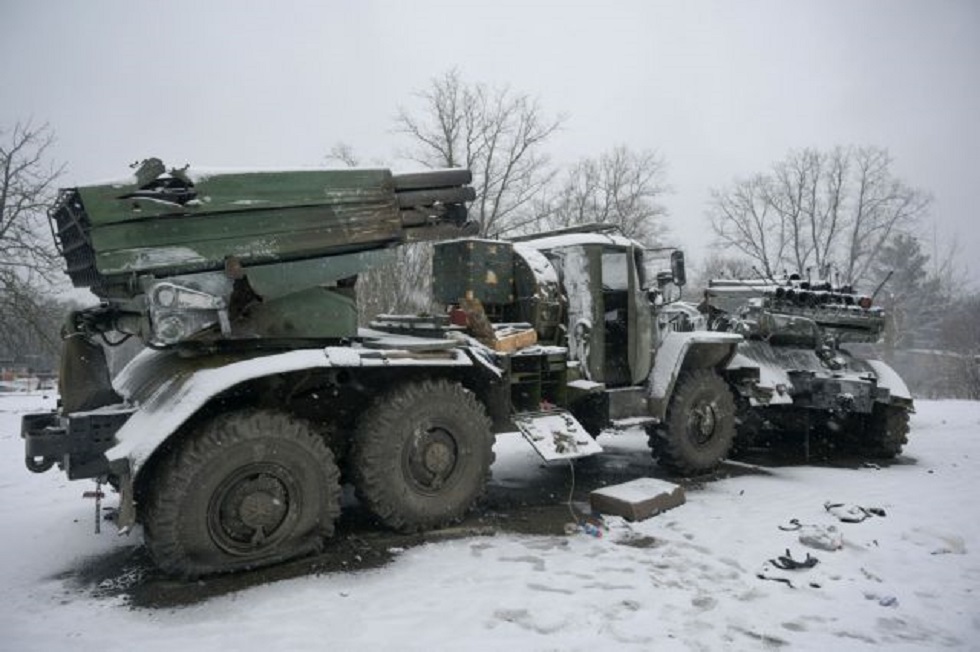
[2, 0, 978, 284]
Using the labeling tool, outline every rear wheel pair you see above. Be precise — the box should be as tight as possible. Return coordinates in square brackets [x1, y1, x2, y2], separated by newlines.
[141, 380, 494, 577]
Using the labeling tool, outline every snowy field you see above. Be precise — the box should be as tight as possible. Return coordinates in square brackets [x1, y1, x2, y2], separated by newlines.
[1, 393, 978, 651]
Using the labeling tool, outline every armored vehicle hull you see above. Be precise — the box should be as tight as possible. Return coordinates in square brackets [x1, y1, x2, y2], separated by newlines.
[702, 277, 913, 457]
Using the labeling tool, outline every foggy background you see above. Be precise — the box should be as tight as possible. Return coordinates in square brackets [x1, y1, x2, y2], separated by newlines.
[2, 0, 977, 282]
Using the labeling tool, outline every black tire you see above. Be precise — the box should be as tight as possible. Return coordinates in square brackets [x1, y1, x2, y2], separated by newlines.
[649, 369, 737, 475]
[570, 393, 609, 439]
[864, 403, 909, 458]
[142, 409, 342, 578]
[352, 379, 494, 532]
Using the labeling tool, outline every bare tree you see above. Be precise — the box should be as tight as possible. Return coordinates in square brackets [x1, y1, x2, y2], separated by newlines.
[842, 148, 931, 284]
[938, 294, 980, 399]
[538, 146, 669, 245]
[708, 174, 784, 278]
[709, 146, 931, 286]
[394, 70, 564, 237]
[0, 121, 64, 358]
[695, 253, 757, 285]
[325, 141, 360, 168]
[355, 245, 438, 324]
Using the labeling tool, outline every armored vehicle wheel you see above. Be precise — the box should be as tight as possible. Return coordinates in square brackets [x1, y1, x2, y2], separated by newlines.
[649, 369, 736, 475]
[142, 409, 342, 578]
[864, 404, 909, 458]
[352, 379, 494, 532]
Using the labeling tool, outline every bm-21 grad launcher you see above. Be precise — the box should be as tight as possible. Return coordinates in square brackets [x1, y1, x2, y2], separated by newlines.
[23, 159, 752, 577]
[47, 159, 476, 411]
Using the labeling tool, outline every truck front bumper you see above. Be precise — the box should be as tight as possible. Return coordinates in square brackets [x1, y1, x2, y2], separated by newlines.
[22, 409, 133, 480]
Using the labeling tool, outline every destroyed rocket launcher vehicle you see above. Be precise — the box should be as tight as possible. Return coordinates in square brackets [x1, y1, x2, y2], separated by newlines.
[26, 159, 753, 577]
[697, 275, 913, 457]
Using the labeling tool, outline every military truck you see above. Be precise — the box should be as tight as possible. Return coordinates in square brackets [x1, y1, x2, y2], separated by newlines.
[696, 275, 913, 457]
[23, 160, 750, 577]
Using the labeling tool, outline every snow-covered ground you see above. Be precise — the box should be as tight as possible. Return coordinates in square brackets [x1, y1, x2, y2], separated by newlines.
[1, 393, 977, 651]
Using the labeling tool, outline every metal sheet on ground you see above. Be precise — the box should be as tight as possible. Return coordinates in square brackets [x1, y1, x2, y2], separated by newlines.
[513, 410, 603, 461]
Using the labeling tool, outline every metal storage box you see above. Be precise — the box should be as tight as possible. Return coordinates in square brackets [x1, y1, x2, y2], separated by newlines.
[433, 239, 515, 304]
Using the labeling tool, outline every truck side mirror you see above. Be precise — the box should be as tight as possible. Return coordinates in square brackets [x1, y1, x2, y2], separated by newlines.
[670, 250, 686, 287]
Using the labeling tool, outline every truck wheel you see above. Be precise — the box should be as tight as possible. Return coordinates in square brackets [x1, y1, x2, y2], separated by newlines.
[352, 379, 494, 532]
[142, 409, 342, 578]
[649, 369, 736, 475]
[864, 404, 909, 458]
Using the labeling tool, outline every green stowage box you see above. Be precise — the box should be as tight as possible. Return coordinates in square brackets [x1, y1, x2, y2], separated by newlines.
[433, 239, 515, 304]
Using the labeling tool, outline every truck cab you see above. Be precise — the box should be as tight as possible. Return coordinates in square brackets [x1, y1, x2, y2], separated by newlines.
[526, 233, 654, 388]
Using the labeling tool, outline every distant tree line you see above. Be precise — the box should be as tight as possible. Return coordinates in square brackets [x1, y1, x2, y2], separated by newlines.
[4, 70, 977, 398]
[0, 122, 66, 372]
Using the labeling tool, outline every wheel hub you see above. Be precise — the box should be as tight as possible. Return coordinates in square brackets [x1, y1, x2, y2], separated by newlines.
[237, 488, 286, 531]
[209, 465, 298, 554]
[689, 401, 718, 445]
[407, 427, 458, 491]
[423, 441, 453, 476]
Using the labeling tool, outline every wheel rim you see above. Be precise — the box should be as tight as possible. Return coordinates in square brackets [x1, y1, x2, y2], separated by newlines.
[687, 398, 719, 447]
[208, 462, 302, 556]
[404, 425, 460, 493]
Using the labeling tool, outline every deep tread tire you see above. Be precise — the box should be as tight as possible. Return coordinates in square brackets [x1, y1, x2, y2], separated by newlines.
[864, 404, 910, 458]
[352, 380, 494, 532]
[649, 369, 737, 476]
[142, 409, 342, 578]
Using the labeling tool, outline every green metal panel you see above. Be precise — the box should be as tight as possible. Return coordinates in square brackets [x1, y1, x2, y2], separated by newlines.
[77, 169, 405, 278]
[92, 201, 403, 276]
[433, 239, 515, 304]
[242, 286, 358, 339]
[76, 168, 395, 224]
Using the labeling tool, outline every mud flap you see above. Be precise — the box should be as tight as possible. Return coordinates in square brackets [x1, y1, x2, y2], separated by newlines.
[513, 410, 603, 461]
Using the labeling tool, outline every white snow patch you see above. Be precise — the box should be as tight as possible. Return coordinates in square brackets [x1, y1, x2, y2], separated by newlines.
[2, 395, 979, 650]
[591, 477, 682, 503]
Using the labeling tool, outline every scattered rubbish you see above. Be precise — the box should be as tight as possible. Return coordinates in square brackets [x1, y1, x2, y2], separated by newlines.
[564, 521, 605, 538]
[779, 518, 803, 531]
[864, 592, 898, 607]
[824, 501, 886, 523]
[564, 511, 607, 539]
[757, 573, 795, 588]
[769, 549, 820, 570]
[799, 524, 843, 551]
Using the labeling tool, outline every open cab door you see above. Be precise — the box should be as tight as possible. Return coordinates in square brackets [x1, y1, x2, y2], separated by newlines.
[627, 246, 653, 384]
